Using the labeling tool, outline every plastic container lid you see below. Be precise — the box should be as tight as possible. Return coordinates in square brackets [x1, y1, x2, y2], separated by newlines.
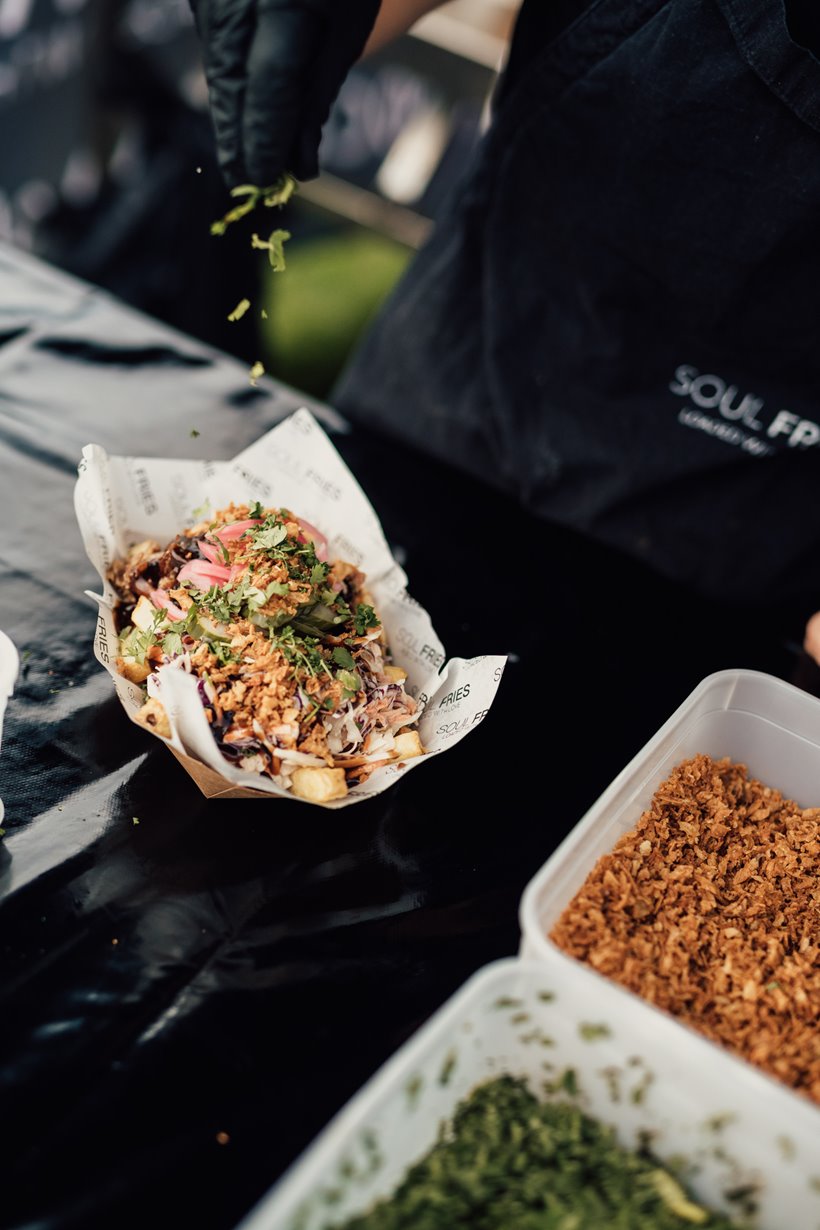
[0, 629, 19, 825]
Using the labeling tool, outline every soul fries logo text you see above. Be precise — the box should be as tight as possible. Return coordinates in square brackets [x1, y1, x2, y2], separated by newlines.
[670, 364, 820, 457]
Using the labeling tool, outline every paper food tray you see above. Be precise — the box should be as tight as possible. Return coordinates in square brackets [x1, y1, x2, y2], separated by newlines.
[74, 409, 506, 806]
[237, 956, 820, 1230]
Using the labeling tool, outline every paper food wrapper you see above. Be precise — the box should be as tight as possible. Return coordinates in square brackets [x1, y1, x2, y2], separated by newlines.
[0, 629, 19, 824]
[74, 409, 507, 807]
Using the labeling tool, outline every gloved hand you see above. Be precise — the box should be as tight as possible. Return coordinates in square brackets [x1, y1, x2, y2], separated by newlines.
[188, 0, 383, 186]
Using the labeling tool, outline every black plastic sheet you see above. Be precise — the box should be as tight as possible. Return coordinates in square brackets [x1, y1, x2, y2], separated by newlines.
[1, 241, 818, 1230]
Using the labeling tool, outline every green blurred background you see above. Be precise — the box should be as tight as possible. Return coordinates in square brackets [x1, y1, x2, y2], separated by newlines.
[258, 223, 412, 400]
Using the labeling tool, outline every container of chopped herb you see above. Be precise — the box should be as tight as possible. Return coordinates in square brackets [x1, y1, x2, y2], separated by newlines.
[234, 956, 820, 1230]
[520, 669, 820, 1103]
[74, 408, 506, 807]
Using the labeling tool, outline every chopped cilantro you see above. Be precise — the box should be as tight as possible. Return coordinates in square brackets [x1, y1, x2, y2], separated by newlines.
[274, 625, 332, 680]
[162, 631, 184, 658]
[332, 646, 356, 671]
[248, 500, 266, 520]
[211, 640, 239, 666]
[330, 1076, 734, 1230]
[353, 603, 380, 636]
[251, 520, 289, 551]
[121, 611, 165, 664]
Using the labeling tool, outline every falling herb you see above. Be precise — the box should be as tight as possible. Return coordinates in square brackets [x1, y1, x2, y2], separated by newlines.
[132, 817, 140, 826]
[210, 174, 298, 237]
[190, 428, 201, 438]
[249, 361, 265, 386]
[211, 175, 296, 352]
[227, 298, 251, 322]
[251, 229, 291, 273]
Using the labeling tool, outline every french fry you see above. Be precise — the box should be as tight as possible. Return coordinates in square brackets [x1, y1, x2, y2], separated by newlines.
[393, 731, 424, 759]
[290, 766, 348, 802]
[117, 656, 152, 684]
[131, 595, 157, 632]
[133, 696, 171, 739]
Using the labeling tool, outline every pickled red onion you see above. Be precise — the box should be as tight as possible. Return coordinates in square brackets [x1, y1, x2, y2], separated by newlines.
[211, 519, 261, 543]
[149, 589, 186, 621]
[177, 559, 232, 587]
[197, 539, 224, 565]
[295, 517, 328, 561]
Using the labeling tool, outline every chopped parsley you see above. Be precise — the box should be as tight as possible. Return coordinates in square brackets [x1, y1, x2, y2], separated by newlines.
[120, 611, 165, 664]
[332, 646, 356, 671]
[251, 520, 288, 551]
[211, 640, 239, 666]
[335, 1076, 735, 1230]
[353, 603, 379, 636]
[274, 625, 331, 680]
[162, 631, 184, 658]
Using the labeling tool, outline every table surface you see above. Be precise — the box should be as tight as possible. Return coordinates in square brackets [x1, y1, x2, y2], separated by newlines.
[1, 240, 817, 1230]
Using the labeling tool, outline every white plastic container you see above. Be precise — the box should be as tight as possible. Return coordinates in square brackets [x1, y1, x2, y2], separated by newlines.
[519, 669, 820, 1102]
[0, 629, 19, 824]
[520, 667, 820, 944]
[237, 956, 820, 1230]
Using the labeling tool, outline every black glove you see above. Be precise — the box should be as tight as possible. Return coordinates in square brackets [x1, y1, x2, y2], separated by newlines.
[189, 0, 383, 186]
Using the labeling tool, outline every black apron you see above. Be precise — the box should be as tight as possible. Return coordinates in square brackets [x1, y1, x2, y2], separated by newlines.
[334, 0, 820, 604]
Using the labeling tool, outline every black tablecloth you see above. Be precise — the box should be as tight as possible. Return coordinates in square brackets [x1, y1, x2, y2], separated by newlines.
[1, 241, 817, 1230]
